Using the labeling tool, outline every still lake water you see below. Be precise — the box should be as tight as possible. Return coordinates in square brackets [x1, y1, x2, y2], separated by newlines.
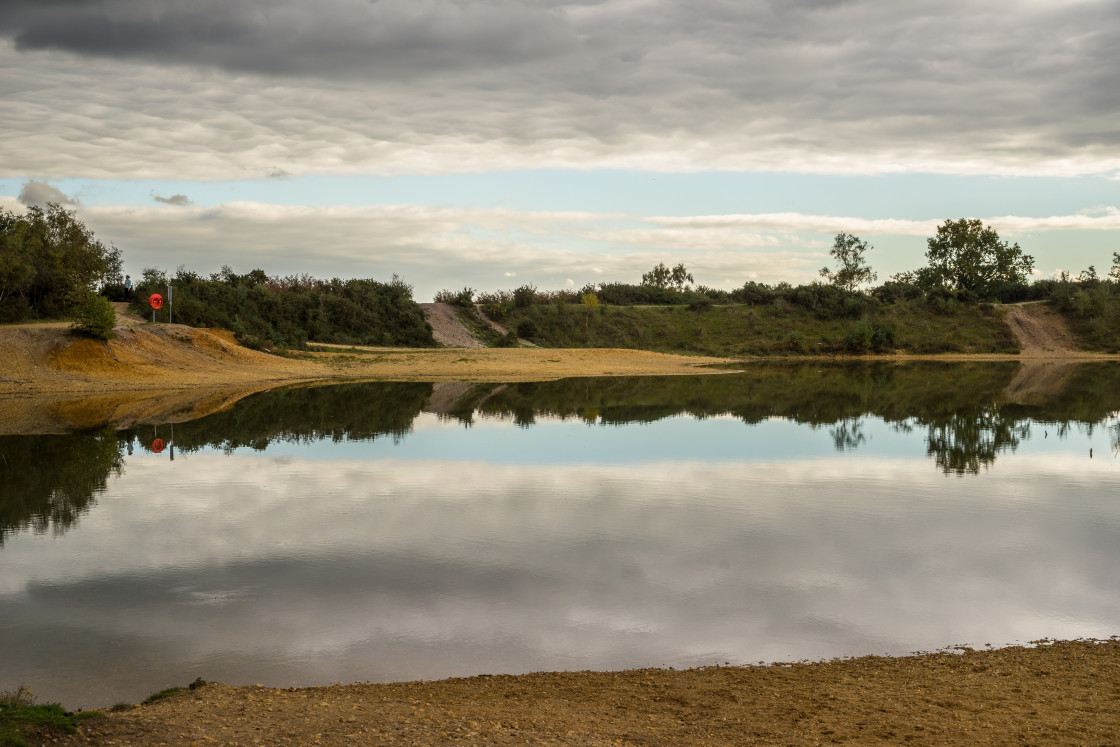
[2, 362, 1119, 709]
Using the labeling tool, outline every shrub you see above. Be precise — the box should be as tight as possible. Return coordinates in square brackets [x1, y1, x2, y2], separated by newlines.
[69, 291, 117, 339]
[844, 321, 873, 352]
[731, 281, 778, 305]
[687, 297, 713, 312]
[496, 330, 519, 347]
[516, 318, 540, 339]
[513, 284, 538, 307]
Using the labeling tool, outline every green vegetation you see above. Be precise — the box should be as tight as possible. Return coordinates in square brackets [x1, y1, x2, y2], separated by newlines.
[1048, 263, 1120, 352]
[1, 686, 94, 746]
[0, 203, 121, 323]
[496, 299, 1017, 356]
[133, 267, 435, 350]
[464, 223, 1120, 355]
[820, 233, 877, 292]
[922, 218, 1034, 297]
[142, 687, 186, 705]
[69, 291, 117, 340]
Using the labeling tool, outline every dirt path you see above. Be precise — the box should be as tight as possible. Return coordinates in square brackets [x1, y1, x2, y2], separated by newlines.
[110, 301, 147, 328]
[420, 302, 484, 347]
[51, 640, 1120, 746]
[1004, 303, 1079, 356]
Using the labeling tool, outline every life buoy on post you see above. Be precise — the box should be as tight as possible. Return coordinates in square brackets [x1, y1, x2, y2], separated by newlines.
[151, 438, 166, 453]
[149, 293, 164, 310]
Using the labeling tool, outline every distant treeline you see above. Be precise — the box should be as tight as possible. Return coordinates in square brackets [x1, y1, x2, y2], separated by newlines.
[442, 225, 1120, 353]
[127, 267, 435, 349]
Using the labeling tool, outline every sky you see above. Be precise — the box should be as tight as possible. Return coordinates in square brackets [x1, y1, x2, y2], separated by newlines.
[2, 0, 1119, 301]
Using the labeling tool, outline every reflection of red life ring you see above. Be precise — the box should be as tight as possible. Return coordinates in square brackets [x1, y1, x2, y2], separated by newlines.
[149, 293, 164, 310]
[151, 438, 165, 453]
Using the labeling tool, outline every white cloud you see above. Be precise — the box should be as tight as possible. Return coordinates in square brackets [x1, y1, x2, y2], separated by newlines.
[4, 198, 1114, 299]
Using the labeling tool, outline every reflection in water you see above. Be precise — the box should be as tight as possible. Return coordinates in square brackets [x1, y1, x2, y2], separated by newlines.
[4, 363, 1120, 545]
[2, 362, 1119, 708]
[0, 429, 122, 546]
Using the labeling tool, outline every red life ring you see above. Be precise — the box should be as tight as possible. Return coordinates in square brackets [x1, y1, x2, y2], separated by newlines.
[149, 293, 164, 310]
[151, 438, 166, 453]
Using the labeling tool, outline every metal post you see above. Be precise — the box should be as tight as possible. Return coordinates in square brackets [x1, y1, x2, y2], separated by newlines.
[167, 284, 173, 324]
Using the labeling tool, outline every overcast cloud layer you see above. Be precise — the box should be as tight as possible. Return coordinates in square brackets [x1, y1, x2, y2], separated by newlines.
[3, 0, 1120, 179]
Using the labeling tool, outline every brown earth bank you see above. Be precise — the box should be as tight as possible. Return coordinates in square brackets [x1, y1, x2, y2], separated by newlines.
[37, 640, 1120, 746]
[0, 323, 731, 396]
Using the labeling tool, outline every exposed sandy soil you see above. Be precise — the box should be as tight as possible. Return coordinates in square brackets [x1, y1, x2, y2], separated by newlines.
[1003, 303, 1081, 356]
[0, 322, 730, 433]
[421, 302, 484, 347]
[44, 640, 1120, 746]
[0, 323, 729, 397]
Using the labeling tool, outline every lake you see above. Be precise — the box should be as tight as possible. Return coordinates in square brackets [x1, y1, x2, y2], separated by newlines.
[2, 362, 1118, 709]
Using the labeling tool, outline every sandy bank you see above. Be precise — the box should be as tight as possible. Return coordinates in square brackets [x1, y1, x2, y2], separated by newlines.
[53, 640, 1120, 745]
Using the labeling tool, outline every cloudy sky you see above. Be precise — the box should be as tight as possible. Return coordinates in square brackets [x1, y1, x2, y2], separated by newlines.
[2, 0, 1119, 300]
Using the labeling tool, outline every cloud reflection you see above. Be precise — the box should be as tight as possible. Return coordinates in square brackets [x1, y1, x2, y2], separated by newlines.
[1, 451, 1118, 708]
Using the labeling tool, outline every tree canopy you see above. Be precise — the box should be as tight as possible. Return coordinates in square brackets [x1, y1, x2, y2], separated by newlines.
[641, 262, 693, 292]
[820, 233, 876, 292]
[0, 203, 121, 321]
[924, 219, 1034, 298]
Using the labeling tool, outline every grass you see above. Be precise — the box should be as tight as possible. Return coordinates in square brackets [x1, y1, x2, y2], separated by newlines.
[1058, 296, 1120, 353]
[498, 300, 1020, 357]
[0, 686, 95, 746]
[454, 305, 507, 346]
[142, 687, 187, 705]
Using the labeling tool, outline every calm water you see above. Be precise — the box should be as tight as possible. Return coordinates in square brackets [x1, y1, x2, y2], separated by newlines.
[2, 363, 1119, 709]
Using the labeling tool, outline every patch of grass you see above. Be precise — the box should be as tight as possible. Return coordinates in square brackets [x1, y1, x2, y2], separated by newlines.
[305, 345, 387, 356]
[500, 300, 1021, 357]
[142, 686, 186, 705]
[1, 686, 92, 746]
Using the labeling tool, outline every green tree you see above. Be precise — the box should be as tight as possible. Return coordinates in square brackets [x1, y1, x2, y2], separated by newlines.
[641, 262, 693, 291]
[820, 233, 876, 292]
[1109, 252, 1120, 284]
[0, 203, 121, 320]
[924, 219, 1034, 298]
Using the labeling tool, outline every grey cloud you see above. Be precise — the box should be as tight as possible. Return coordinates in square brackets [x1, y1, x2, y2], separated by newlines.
[17, 179, 78, 207]
[152, 193, 192, 206]
[0, 0, 579, 78]
[2, 1, 1118, 179]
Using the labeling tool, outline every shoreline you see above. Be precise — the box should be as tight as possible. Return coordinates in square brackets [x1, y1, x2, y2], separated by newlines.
[2, 322, 1117, 435]
[50, 639, 1120, 745]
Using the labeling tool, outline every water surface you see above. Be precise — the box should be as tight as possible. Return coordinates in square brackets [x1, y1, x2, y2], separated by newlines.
[1, 362, 1118, 708]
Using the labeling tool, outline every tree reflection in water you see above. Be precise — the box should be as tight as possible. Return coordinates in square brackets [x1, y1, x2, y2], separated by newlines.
[3, 363, 1118, 541]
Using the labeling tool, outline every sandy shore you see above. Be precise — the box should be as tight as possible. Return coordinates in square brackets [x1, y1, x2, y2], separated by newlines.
[46, 640, 1120, 745]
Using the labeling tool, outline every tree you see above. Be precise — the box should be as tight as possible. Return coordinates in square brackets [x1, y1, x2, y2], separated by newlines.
[0, 203, 120, 319]
[641, 262, 693, 291]
[924, 219, 1034, 298]
[820, 233, 876, 292]
[1109, 252, 1120, 284]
